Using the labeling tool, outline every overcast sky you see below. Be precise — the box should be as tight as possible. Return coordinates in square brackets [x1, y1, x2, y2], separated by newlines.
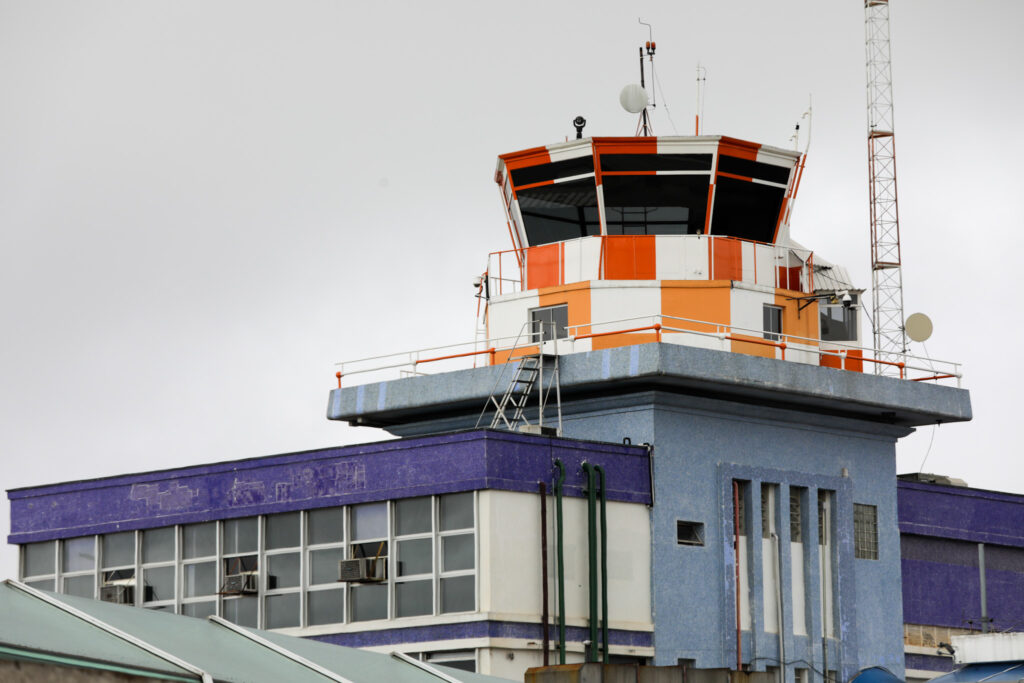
[1, 0, 1021, 577]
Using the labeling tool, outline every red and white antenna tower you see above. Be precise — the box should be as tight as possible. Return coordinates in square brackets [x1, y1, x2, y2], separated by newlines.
[865, 0, 907, 374]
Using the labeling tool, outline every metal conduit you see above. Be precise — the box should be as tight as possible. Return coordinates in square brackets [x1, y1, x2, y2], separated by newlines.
[582, 462, 599, 662]
[553, 459, 567, 664]
[595, 465, 609, 664]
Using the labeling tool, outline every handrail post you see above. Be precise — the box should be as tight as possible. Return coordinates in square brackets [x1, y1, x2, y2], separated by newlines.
[780, 342, 787, 361]
[335, 372, 342, 389]
[654, 323, 662, 343]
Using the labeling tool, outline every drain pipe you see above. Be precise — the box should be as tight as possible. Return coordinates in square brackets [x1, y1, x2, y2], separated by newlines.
[595, 465, 609, 664]
[582, 462, 599, 662]
[773, 531, 785, 683]
[553, 459, 566, 664]
[540, 481, 550, 666]
[733, 480, 743, 671]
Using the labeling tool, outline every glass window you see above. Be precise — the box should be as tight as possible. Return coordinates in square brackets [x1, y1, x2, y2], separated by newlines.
[352, 503, 387, 541]
[183, 561, 216, 597]
[818, 491, 831, 546]
[396, 580, 432, 617]
[603, 175, 709, 236]
[425, 651, 477, 673]
[267, 553, 300, 589]
[62, 537, 95, 572]
[763, 305, 782, 342]
[183, 523, 216, 559]
[442, 535, 474, 571]
[63, 574, 94, 598]
[820, 298, 858, 342]
[441, 575, 474, 613]
[182, 601, 216, 619]
[223, 554, 257, 575]
[761, 484, 775, 538]
[101, 532, 135, 568]
[311, 547, 346, 585]
[266, 512, 300, 550]
[395, 498, 432, 536]
[23, 541, 55, 577]
[530, 305, 569, 342]
[398, 538, 433, 576]
[790, 488, 804, 543]
[516, 179, 601, 246]
[307, 588, 345, 626]
[223, 596, 258, 627]
[308, 507, 344, 545]
[142, 527, 175, 564]
[143, 566, 175, 602]
[223, 518, 258, 555]
[351, 583, 387, 622]
[265, 593, 300, 629]
[25, 578, 55, 591]
[675, 521, 705, 547]
[854, 504, 879, 560]
[440, 493, 473, 532]
[351, 541, 388, 560]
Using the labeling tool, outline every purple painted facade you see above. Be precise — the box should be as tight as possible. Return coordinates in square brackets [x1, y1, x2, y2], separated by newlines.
[8, 430, 651, 544]
[898, 479, 1024, 669]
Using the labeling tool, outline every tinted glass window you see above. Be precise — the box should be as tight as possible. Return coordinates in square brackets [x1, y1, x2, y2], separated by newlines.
[530, 305, 568, 342]
[395, 498, 432, 536]
[603, 175, 709, 235]
[510, 156, 594, 187]
[600, 153, 712, 172]
[102, 532, 135, 568]
[23, 541, 55, 577]
[308, 507, 344, 545]
[440, 493, 474, 531]
[307, 588, 345, 626]
[710, 176, 785, 243]
[517, 179, 600, 246]
[717, 155, 792, 184]
[266, 512, 301, 550]
[143, 527, 175, 564]
[820, 300, 858, 341]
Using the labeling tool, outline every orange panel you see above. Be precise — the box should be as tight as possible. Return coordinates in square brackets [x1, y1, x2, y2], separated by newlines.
[729, 333, 776, 359]
[774, 291, 818, 345]
[500, 146, 552, 171]
[711, 238, 742, 281]
[661, 281, 731, 333]
[593, 137, 658, 155]
[819, 353, 842, 370]
[526, 244, 561, 290]
[493, 345, 540, 365]
[718, 137, 761, 161]
[540, 282, 592, 338]
[604, 236, 656, 280]
[592, 332, 660, 350]
[844, 349, 864, 373]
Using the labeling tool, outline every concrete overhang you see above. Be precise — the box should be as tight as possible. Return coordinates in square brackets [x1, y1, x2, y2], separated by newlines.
[327, 343, 971, 431]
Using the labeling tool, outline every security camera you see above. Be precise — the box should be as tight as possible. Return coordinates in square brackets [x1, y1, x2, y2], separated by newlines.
[472, 275, 484, 289]
[573, 116, 587, 139]
[840, 291, 853, 309]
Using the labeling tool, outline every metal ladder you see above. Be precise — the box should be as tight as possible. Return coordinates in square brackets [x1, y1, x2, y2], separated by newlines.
[479, 323, 563, 434]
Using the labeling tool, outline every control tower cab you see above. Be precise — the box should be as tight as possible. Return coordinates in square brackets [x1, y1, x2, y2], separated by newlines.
[485, 135, 864, 371]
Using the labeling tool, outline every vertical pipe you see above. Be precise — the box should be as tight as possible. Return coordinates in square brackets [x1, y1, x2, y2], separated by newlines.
[540, 481, 550, 666]
[554, 460, 566, 664]
[733, 480, 743, 671]
[596, 465, 609, 664]
[979, 543, 988, 633]
[583, 462, 598, 662]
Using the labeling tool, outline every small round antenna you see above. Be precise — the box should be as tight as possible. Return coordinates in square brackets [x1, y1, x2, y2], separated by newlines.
[573, 116, 587, 139]
[620, 84, 649, 114]
[905, 312, 933, 342]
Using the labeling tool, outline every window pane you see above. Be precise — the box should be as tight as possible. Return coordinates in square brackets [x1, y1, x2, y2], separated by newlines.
[223, 596, 258, 627]
[62, 537, 95, 572]
[102, 532, 135, 568]
[442, 535, 474, 571]
[266, 512, 300, 550]
[350, 541, 388, 559]
[25, 578, 55, 592]
[23, 541, 55, 577]
[267, 553, 300, 589]
[352, 503, 387, 540]
[223, 518, 258, 555]
[183, 523, 216, 559]
[517, 179, 601, 246]
[143, 566, 175, 602]
[182, 601, 216, 619]
[183, 561, 216, 597]
[854, 504, 879, 560]
[311, 547, 345, 585]
[223, 554, 257, 575]
[265, 593, 300, 629]
[396, 580, 432, 617]
[145, 605, 173, 612]
[350, 583, 387, 622]
[790, 489, 804, 543]
[398, 538, 432, 576]
[142, 527, 175, 564]
[63, 574, 94, 598]
[395, 498, 432, 536]
[440, 493, 473, 531]
[308, 588, 345, 626]
[308, 507, 344, 545]
[441, 575, 474, 613]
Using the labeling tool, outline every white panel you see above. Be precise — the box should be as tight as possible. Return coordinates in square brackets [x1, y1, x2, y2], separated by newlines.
[562, 240, 583, 285]
[579, 236, 602, 281]
[952, 633, 1024, 664]
[546, 139, 593, 163]
[487, 293, 539, 344]
[791, 541, 807, 635]
[589, 284, 662, 333]
[662, 331, 728, 352]
[739, 538, 751, 630]
[754, 244, 777, 288]
[655, 236, 687, 280]
[657, 138, 721, 155]
[763, 537, 779, 633]
[683, 236, 709, 279]
[731, 288, 776, 337]
[741, 241, 756, 284]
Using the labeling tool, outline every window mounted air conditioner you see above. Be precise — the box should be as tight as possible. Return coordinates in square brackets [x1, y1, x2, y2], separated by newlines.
[100, 582, 135, 605]
[338, 557, 387, 583]
[222, 571, 259, 595]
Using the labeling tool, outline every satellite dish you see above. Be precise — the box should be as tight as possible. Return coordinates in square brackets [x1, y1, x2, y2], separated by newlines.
[619, 84, 649, 114]
[905, 312, 933, 342]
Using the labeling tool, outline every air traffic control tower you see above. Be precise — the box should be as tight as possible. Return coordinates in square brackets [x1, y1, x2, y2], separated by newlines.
[327, 134, 972, 681]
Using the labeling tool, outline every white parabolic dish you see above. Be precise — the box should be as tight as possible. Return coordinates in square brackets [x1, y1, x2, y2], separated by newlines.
[619, 84, 649, 114]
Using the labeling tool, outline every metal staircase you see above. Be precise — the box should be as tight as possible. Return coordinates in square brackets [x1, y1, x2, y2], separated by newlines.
[478, 322, 563, 435]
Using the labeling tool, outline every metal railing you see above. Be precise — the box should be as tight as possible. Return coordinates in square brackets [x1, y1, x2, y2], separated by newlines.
[334, 314, 962, 388]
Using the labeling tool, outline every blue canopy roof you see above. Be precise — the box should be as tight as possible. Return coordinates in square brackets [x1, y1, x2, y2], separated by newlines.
[930, 662, 1024, 683]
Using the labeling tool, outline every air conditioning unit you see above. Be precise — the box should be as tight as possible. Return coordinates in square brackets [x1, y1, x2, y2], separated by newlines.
[100, 583, 134, 604]
[338, 557, 387, 583]
[222, 572, 258, 595]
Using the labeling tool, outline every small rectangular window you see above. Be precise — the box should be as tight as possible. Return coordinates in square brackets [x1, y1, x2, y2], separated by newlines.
[676, 521, 705, 546]
[820, 295, 858, 341]
[818, 491, 831, 546]
[790, 488, 804, 543]
[761, 484, 776, 538]
[734, 481, 747, 536]
[854, 504, 879, 560]
[763, 305, 782, 341]
[530, 304, 569, 342]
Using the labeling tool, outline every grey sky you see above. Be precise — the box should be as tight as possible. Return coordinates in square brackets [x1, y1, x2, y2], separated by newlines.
[1, 0, 1021, 577]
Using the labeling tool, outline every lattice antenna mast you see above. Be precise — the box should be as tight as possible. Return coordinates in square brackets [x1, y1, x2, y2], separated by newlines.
[865, 0, 907, 374]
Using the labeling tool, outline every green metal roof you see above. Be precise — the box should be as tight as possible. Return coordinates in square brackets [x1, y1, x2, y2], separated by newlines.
[0, 581, 510, 683]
